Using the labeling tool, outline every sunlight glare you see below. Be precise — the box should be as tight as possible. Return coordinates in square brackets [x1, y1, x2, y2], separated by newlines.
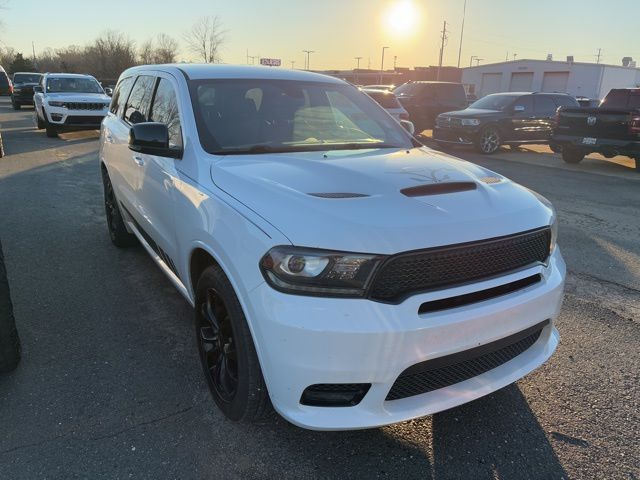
[384, 1, 420, 38]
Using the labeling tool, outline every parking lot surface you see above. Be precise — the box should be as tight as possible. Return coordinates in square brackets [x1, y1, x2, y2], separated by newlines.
[0, 98, 638, 479]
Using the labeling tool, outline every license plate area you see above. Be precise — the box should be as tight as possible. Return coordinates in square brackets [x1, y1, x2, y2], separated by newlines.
[582, 137, 597, 145]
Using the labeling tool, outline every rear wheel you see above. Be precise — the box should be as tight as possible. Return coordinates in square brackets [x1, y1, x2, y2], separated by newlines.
[101, 168, 137, 248]
[35, 109, 46, 129]
[195, 265, 271, 422]
[475, 126, 501, 154]
[562, 148, 585, 164]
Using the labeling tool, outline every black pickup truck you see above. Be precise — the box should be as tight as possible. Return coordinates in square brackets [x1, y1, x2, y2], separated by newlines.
[552, 88, 640, 171]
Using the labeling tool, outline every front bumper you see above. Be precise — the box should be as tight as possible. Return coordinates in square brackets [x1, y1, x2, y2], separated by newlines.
[44, 106, 107, 129]
[246, 248, 565, 430]
[433, 126, 479, 145]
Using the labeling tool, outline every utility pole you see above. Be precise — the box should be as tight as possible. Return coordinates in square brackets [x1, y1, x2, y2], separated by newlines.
[457, 0, 467, 68]
[354, 56, 362, 69]
[513, 53, 517, 61]
[380, 46, 389, 84]
[437, 21, 448, 80]
[393, 55, 398, 70]
[506, 52, 509, 62]
[290, 60, 296, 69]
[596, 48, 602, 64]
[303, 50, 314, 70]
[32, 41, 37, 69]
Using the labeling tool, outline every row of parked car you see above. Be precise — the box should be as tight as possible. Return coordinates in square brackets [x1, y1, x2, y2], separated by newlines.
[362, 80, 640, 171]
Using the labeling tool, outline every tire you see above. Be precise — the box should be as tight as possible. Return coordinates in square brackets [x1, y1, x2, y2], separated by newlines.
[35, 109, 46, 130]
[549, 142, 562, 154]
[0, 239, 21, 373]
[195, 265, 271, 422]
[475, 125, 501, 154]
[562, 148, 585, 164]
[101, 168, 137, 248]
[45, 126, 59, 138]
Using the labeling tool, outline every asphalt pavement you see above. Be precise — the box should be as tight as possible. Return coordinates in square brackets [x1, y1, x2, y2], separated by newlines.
[0, 98, 638, 480]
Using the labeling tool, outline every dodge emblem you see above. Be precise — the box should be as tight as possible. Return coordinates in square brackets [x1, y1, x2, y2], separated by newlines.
[587, 116, 597, 126]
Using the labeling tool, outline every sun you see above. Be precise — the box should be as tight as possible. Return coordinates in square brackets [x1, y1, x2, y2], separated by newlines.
[384, 1, 420, 37]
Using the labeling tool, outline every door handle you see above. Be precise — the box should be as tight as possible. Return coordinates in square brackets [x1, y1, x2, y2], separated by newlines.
[133, 155, 145, 166]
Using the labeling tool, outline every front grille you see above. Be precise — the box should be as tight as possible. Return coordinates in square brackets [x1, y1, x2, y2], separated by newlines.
[386, 320, 548, 401]
[369, 228, 551, 302]
[436, 117, 463, 129]
[64, 115, 104, 125]
[64, 102, 107, 110]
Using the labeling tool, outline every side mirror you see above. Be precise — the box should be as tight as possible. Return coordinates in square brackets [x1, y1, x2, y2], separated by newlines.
[400, 119, 415, 135]
[104, 87, 113, 97]
[128, 122, 182, 159]
[33, 85, 43, 93]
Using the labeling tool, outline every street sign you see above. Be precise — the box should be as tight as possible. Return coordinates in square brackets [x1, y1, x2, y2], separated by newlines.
[260, 58, 282, 67]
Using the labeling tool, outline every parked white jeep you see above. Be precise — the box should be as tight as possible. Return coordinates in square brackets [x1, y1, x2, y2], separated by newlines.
[99, 65, 565, 431]
[33, 73, 111, 138]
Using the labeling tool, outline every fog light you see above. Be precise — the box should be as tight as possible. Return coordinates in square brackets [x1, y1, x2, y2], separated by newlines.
[300, 383, 371, 407]
[50, 113, 63, 121]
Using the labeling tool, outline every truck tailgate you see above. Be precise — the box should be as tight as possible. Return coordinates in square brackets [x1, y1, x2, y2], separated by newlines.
[556, 108, 635, 140]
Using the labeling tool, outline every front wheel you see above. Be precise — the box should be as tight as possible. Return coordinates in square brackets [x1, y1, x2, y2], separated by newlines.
[45, 126, 59, 138]
[35, 109, 46, 129]
[0, 240, 20, 373]
[101, 168, 137, 248]
[562, 148, 585, 164]
[195, 265, 271, 422]
[475, 126, 501, 154]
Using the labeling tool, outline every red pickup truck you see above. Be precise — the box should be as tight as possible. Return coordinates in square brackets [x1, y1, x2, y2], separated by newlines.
[552, 88, 640, 171]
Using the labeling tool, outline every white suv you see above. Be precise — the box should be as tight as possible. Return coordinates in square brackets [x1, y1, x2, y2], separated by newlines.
[34, 73, 111, 138]
[99, 65, 565, 431]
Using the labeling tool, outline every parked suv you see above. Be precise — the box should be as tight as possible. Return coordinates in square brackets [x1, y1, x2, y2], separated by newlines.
[11, 72, 42, 109]
[34, 73, 111, 138]
[100, 65, 565, 430]
[0, 67, 12, 96]
[434, 92, 580, 154]
[394, 81, 468, 132]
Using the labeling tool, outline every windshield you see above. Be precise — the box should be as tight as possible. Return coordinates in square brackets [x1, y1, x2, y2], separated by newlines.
[46, 77, 103, 94]
[364, 90, 402, 109]
[469, 94, 516, 111]
[13, 73, 41, 84]
[190, 79, 416, 154]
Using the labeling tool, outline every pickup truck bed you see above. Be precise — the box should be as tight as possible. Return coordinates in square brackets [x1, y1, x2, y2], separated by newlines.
[552, 89, 640, 171]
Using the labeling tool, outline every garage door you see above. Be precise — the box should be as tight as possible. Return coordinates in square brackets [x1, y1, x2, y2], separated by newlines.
[542, 72, 569, 93]
[509, 72, 534, 91]
[480, 73, 502, 97]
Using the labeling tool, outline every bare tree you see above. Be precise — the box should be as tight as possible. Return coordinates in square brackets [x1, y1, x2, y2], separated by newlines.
[85, 31, 137, 79]
[154, 33, 178, 64]
[183, 16, 225, 63]
[139, 39, 155, 65]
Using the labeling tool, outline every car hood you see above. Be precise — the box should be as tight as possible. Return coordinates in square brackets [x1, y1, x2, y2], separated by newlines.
[44, 92, 110, 102]
[441, 108, 503, 118]
[210, 147, 552, 254]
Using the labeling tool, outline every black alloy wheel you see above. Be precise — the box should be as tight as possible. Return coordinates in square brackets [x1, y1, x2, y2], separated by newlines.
[101, 169, 137, 247]
[197, 287, 239, 404]
[476, 126, 501, 154]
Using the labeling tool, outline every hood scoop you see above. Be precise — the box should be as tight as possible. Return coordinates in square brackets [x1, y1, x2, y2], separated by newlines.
[401, 182, 477, 197]
[308, 192, 370, 199]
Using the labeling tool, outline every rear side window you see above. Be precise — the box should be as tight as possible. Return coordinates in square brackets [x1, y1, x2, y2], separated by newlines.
[534, 96, 558, 115]
[601, 89, 640, 109]
[124, 75, 156, 124]
[513, 96, 534, 113]
[110, 76, 134, 115]
[554, 95, 579, 108]
[150, 78, 183, 148]
[434, 84, 467, 103]
[365, 90, 401, 109]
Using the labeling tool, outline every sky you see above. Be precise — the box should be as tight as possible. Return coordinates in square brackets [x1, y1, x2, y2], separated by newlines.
[1, 0, 639, 70]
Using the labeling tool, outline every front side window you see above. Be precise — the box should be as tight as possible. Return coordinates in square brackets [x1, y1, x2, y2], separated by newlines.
[124, 75, 156, 124]
[150, 78, 182, 148]
[46, 77, 103, 94]
[469, 94, 516, 111]
[110, 76, 134, 115]
[189, 79, 415, 155]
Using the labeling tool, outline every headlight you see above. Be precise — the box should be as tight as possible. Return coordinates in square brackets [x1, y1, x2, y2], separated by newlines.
[529, 190, 558, 253]
[461, 118, 480, 126]
[260, 246, 385, 297]
[48, 101, 66, 107]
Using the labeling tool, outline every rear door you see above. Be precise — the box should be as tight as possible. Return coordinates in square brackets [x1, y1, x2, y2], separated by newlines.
[509, 96, 535, 140]
[533, 96, 559, 139]
[135, 74, 184, 267]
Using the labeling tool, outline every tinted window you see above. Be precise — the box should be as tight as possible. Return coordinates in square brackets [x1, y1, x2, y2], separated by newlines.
[394, 83, 423, 96]
[46, 77, 103, 93]
[190, 79, 414, 154]
[434, 84, 467, 103]
[554, 95, 580, 108]
[534, 96, 558, 115]
[150, 78, 182, 148]
[469, 94, 516, 111]
[110, 76, 134, 115]
[513, 96, 534, 113]
[0, 73, 9, 87]
[364, 90, 401, 109]
[124, 75, 156, 124]
[13, 73, 41, 84]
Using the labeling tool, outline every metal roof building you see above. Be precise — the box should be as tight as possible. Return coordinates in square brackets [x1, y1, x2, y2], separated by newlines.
[462, 59, 640, 100]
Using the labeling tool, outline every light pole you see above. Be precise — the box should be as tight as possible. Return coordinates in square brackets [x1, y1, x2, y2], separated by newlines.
[380, 46, 389, 84]
[354, 56, 362, 84]
[303, 50, 315, 70]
